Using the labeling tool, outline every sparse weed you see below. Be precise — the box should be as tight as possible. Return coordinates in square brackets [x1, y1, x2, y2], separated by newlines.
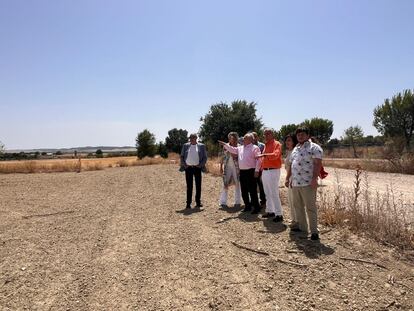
[323, 155, 414, 175]
[318, 168, 414, 250]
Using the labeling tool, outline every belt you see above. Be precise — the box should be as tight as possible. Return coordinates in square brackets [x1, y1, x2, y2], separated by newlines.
[263, 168, 278, 170]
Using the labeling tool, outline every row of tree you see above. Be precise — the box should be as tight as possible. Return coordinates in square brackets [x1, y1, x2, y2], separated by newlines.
[1, 89, 411, 160]
[136, 89, 413, 159]
[135, 128, 189, 159]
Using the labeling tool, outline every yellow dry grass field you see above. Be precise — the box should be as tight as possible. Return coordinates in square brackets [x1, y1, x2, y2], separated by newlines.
[325, 145, 385, 158]
[0, 154, 180, 174]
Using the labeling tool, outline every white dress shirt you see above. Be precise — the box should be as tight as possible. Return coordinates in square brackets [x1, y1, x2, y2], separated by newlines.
[186, 144, 200, 166]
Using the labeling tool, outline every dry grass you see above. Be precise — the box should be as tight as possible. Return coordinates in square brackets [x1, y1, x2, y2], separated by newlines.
[0, 153, 180, 174]
[205, 156, 222, 177]
[207, 156, 413, 249]
[325, 145, 384, 158]
[318, 167, 414, 250]
[323, 156, 414, 175]
[0, 159, 82, 174]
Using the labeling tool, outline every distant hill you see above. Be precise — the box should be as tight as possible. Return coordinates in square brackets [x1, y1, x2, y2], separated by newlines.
[5, 146, 136, 154]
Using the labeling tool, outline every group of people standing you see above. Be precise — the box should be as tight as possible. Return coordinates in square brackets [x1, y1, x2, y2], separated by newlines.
[180, 127, 324, 241]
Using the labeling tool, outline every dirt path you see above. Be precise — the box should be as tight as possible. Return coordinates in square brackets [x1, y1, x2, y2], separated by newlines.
[321, 167, 414, 200]
[278, 166, 414, 201]
[1, 165, 413, 310]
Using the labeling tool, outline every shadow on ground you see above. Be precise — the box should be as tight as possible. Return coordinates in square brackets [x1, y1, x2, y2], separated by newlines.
[260, 219, 288, 234]
[288, 231, 335, 259]
[218, 204, 243, 214]
[175, 207, 205, 215]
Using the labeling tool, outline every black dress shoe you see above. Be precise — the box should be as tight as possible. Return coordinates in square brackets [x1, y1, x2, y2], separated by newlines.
[186, 204, 191, 209]
[310, 233, 319, 241]
[196, 203, 203, 208]
[290, 227, 302, 232]
[273, 215, 284, 223]
[262, 213, 275, 218]
[251, 208, 261, 214]
[242, 206, 252, 212]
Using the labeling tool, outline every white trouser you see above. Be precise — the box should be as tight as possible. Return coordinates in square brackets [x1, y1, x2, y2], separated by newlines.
[219, 166, 241, 205]
[262, 169, 283, 215]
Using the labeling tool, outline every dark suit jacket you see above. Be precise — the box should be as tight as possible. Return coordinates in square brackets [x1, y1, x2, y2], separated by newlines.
[179, 143, 207, 172]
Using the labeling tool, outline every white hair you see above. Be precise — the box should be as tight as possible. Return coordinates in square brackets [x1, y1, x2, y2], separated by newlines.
[244, 133, 254, 140]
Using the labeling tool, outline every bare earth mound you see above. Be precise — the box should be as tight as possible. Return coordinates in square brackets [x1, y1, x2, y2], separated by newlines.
[1, 165, 413, 310]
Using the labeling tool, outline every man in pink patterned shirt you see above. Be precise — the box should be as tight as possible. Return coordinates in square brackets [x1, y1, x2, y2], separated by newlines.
[219, 133, 262, 213]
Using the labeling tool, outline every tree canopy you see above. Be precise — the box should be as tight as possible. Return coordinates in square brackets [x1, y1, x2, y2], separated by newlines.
[276, 124, 298, 141]
[373, 89, 414, 150]
[276, 118, 334, 145]
[301, 117, 334, 145]
[157, 141, 168, 158]
[342, 125, 364, 144]
[342, 125, 364, 158]
[136, 129, 157, 159]
[199, 100, 263, 144]
[165, 128, 188, 153]
[95, 149, 103, 158]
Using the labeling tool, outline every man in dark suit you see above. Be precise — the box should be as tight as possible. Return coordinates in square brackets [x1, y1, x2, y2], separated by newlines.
[180, 133, 208, 209]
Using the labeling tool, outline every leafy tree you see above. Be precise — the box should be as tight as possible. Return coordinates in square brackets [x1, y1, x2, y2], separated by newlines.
[199, 100, 263, 154]
[343, 125, 364, 158]
[373, 89, 414, 150]
[0, 141, 4, 160]
[373, 135, 385, 145]
[136, 129, 157, 159]
[360, 135, 385, 146]
[165, 128, 188, 153]
[277, 123, 298, 141]
[361, 135, 374, 145]
[157, 141, 168, 158]
[301, 117, 334, 145]
[96, 149, 103, 158]
[55, 151, 63, 156]
[327, 138, 340, 146]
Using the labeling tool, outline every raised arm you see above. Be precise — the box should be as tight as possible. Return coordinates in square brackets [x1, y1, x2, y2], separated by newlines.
[256, 142, 281, 159]
[218, 140, 239, 155]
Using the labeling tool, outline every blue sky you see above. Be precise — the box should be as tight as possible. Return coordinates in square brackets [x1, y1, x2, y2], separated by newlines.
[1, 0, 413, 149]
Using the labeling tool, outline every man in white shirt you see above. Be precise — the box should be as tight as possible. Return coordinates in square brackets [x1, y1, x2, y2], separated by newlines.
[180, 134, 208, 209]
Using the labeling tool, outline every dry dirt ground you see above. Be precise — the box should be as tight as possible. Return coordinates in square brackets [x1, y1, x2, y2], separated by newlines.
[1, 164, 413, 311]
[316, 167, 414, 201]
